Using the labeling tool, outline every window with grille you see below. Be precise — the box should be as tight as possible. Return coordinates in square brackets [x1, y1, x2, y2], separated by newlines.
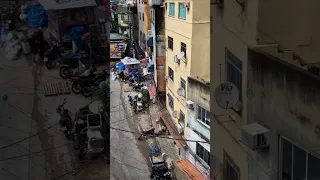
[196, 143, 210, 166]
[197, 105, 210, 127]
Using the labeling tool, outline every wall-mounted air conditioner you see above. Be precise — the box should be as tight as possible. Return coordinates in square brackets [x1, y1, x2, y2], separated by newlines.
[177, 87, 185, 97]
[186, 100, 194, 109]
[241, 123, 270, 150]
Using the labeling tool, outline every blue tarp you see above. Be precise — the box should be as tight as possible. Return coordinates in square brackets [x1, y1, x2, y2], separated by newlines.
[69, 26, 85, 50]
[117, 63, 125, 71]
[27, 4, 48, 28]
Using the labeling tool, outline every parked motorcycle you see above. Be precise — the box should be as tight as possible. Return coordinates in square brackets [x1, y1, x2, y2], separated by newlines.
[44, 43, 62, 69]
[56, 98, 72, 139]
[132, 83, 143, 92]
[70, 68, 100, 94]
[138, 127, 155, 140]
[81, 70, 108, 97]
[59, 52, 83, 79]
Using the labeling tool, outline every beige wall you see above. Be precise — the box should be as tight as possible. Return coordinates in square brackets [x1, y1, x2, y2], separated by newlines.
[211, 0, 260, 179]
[257, 0, 320, 64]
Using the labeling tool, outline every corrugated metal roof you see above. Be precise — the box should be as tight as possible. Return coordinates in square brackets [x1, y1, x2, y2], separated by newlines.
[176, 159, 207, 180]
[38, 0, 97, 10]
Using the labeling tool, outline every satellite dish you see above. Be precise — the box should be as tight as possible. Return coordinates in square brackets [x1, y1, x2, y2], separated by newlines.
[214, 82, 239, 109]
[211, 155, 222, 178]
[172, 110, 179, 118]
[177, 88, 185, 96]
[177, 52, 185, 59]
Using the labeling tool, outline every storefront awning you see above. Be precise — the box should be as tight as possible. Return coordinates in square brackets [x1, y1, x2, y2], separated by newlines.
[158, 110, 186, 148]
[176, 159, 207, 180]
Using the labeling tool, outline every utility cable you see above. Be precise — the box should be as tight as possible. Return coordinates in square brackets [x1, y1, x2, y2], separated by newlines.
[110, 126, 210, 143]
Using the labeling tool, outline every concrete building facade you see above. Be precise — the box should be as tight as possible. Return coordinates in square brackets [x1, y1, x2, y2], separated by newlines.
[137, 0, 145, 45]
[211, 0, 320, 180]
[164, 0, 210, 178]
[186, 77, 210, 178]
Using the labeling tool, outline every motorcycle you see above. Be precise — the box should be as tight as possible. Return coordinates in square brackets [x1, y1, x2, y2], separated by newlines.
[138, 127, 155, 140]
[80, 70, 108, 97]
[132, 83, 143, 92]
[44, 43, 62, 69]
[56, 98, 72, 139]
[70, 67, 100, 94]
[59, 52, 83, 79]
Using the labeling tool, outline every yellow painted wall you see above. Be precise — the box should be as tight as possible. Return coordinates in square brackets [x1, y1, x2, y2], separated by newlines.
[164, 0, 210, 136]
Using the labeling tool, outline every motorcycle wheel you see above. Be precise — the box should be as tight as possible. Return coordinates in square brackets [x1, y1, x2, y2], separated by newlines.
[82, 86, 93, 97]
[45, 61, 53, 69]
[71, 81, 82, 94]
[59, 66, 71, 79]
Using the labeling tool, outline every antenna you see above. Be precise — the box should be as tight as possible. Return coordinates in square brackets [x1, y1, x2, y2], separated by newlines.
[214, 82, 239, 109]
[177, 52, 185, 60]
[172, 110, 179, 118]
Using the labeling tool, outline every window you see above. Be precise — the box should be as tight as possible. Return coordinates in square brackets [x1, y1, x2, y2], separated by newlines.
[226, 49, 242, 101]
[178, 3, 187, 19]
[196, 143, 210, 166]
[121, 15, 125, 20]
[139, 12, 141, 20]
[168, 67, 174, 81]
[169, 3, 175, 17]
[197, 105, 210, 127]
[180, 78, 186, 90]
[143, 13, 144, 21]
[181, 42, 186, 58]
[168, 36, 173, 50]
[280, 137, 320, 180]
[179, 111, 185, 124]
[224, 151, 240, 180]
[167, 93, 174, 110]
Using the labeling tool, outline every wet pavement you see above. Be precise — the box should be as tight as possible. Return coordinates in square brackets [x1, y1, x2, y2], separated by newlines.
[0, 48, 109, 180]
[110, 78, 151, 180]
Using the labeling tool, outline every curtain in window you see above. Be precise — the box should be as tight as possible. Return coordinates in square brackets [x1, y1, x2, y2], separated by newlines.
[178, 3, 186, 19]
[169, 3, 175, 16]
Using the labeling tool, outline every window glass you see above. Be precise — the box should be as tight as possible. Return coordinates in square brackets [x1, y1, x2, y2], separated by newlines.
[281, 138, 292, 180]
[169, 3, 175, 17]
[293, 145, 307, 180]
[308, 154, 320, 180]
[178, 3, 186, 19]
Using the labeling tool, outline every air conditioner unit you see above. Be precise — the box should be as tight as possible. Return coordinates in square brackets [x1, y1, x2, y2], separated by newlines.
[184, 2, 190, 9]
[174, 55, 180, 63]
[185, 100, 194, 109]
[241, 123, 270, 150]
[211, 0, 224, 7]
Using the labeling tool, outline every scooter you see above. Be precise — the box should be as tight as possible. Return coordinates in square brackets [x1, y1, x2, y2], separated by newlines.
[138, 127, 155, 140]
[81, 70, 108, 97]
[59, 52, 82, 79]
[70, 67, 101, 94]
[56, 98, 72, 139]
[44, 43, 62, 69]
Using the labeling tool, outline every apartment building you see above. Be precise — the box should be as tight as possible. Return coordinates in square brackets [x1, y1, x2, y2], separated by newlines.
[162, 0, 210, 178]
[211, 0, 320, 179]
[137, 0, 146, 46]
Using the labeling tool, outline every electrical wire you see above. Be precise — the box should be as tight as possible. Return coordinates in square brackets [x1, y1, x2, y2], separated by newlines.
[110, 126, 210, 143]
